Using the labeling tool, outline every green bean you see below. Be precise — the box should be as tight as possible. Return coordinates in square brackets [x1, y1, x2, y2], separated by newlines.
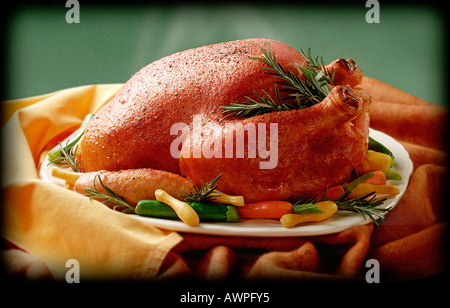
[135, 200, 240, 223]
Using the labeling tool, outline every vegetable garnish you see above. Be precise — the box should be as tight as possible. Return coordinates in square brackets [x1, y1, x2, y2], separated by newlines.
[180, 174, 245, 206]
[300, 190, 388, 227]
[292, 203, 326, 214]
[344, 172, 375, 192]
[180, 174, 223, 202]
[213, 193, 245, 207]
[77, 171, 242, 225]
[220, 45, 336, 119]
[290, 173, 391, 227]
[335, 191, 389, 227]
[71, 165, 395, 227]
[51, 167, 81, 186]
[368, 136, 402, 180]
[135, 200, 240, 223]
[155, 189, 200, 227]
[239, 201, 293, 219]
[369, 136, 394, 163]
[281, 201, 338, 228]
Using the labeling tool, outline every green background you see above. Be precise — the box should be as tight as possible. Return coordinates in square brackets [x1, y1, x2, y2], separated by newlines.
[5, 2, 446, 106]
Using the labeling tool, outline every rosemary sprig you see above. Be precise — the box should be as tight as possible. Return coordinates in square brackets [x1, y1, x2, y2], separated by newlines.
[221, 86, 304, 119]
[300, 47, 336, 86]
[291, 184, 390, 227]
[220, 45, 335, 119]
[335, 191, 389, 227]
[47, 113, 93, 172]
[291, 186, 332, 206]
[180, 174, 223, 202]
[83, 174, 135, 214]
[252, 46, 329, 106]
[48, 142, 82, 173]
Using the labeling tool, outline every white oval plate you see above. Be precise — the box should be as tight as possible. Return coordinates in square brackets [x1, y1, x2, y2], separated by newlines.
[40, 128, 413, 237]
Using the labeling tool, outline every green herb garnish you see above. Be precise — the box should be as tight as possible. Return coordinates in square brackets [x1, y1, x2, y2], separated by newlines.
[220, 86, 302, 119]
[47, 113, 94, 172]
[334, 191, 388, 226]
[48, 142, 82, 172]
[180, 174, 223, 202]
[83, 174, 135, 213]
[290, 173, 390, 226]
[220, 45, 335, 118]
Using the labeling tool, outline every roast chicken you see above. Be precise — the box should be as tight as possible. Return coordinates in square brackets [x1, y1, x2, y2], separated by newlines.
[76, 38, 370, 202]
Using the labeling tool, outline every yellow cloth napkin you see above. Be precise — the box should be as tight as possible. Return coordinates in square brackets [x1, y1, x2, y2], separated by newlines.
[1, 84, 183, 280]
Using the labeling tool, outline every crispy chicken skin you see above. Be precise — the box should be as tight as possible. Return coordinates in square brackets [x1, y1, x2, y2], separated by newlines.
[77, 38, 370, 202]
[78, 39, 305, 174]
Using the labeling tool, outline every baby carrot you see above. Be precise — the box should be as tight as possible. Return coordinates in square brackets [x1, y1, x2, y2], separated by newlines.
[318, 185, 345, 200]
[238, 201, 292, 219]
[362, 171, 386, 185]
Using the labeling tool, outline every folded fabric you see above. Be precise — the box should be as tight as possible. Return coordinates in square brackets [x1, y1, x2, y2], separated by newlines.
[1, 78, 448, 281]
[155, 77, 448, 280]
[2, 85, 182, 280]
